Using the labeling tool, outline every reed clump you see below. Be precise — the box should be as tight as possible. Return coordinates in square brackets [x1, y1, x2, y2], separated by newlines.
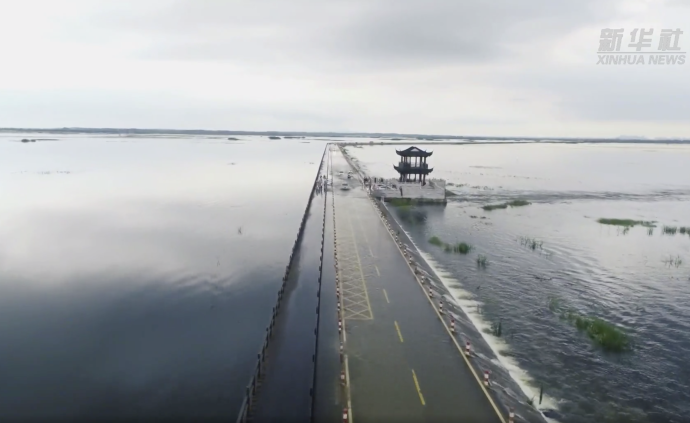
[596, 218, 656, 228]
[476, 254, 488, 268]
[482, 199, 531, 211]
[428, 236, 443, 246]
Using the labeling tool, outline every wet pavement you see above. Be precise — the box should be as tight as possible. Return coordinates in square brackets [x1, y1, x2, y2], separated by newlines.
[329, 148, 505, 423]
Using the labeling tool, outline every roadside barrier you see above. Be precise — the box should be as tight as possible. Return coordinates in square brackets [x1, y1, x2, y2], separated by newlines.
[235, 144, 329, 423]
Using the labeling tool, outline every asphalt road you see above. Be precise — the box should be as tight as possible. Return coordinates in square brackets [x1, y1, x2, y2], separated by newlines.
[330, 150, 504, 423]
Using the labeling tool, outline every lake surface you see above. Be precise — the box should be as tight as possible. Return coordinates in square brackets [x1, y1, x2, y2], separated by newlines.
[348, 143, 690, 423]
[0, 134, 325, 421]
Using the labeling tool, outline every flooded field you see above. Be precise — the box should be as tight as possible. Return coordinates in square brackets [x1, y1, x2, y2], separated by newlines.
[0, 134, 324, 421]
[348, 143, 690, 423]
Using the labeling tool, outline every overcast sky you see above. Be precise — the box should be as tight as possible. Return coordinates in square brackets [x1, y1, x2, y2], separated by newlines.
[0, 0, 688, 137]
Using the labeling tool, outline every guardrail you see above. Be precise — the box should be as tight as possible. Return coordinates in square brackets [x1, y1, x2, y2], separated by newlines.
[309, 144, 330, 421]
[235, 144, 329, 423]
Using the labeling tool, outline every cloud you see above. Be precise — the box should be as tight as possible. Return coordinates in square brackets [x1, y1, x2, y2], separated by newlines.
[0, 0, 688, 136]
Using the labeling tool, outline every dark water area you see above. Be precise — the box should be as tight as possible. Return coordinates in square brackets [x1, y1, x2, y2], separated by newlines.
[350, 143, 690, 423]
[0, 134, 325, 422]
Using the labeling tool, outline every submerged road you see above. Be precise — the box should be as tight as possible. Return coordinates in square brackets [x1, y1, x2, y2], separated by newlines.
[329, 148, 505, 423]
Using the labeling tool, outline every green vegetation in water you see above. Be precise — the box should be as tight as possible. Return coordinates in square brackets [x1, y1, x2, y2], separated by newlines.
[568, 314, 631, 352]
[550, 297, 631, 352]
[519, 236, 543, 250]
[596, 218, 656, 228]
[476, 254, 488, 268]
[647, 227, 654, 236]
[482, 199, 531, 211]
[453, 242, 473, 254]
[428, 236, 443, 246]
[679, 227, 689, 234]
[662, 226, 678, 235]
[429, 236, 472, 254]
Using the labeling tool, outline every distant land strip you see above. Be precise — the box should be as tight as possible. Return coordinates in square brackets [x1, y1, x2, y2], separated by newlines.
[1, 127, 689, 143]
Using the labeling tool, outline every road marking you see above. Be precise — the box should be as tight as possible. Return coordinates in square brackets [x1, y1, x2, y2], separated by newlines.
[375, 265, 380, 276]
[365, 190, 508, 423]
[394, 321, 404, 343]
[412, 370, 426, 406]
[346, 212, 374, 320]
[383, 289, 390, 303]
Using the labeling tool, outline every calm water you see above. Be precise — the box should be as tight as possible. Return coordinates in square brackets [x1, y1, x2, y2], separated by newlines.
[349, 143, 690, 423]
[0, 134, 325, 421]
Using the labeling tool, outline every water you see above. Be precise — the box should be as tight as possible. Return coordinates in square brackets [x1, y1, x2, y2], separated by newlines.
[348, 143, 690, 423]
[0, 134, 325, 421]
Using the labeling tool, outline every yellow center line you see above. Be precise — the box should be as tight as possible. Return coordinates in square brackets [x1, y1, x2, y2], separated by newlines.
[375, 265, 380, 276]
[394, 320, 404, 342]
[412, 370, 426, 406]
[383, 289, 390, 304]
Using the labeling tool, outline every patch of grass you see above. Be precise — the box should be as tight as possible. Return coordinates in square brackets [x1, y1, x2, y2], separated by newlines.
[482, 199, 532, 211]
[476, 254, 489, 269]
[428, 236, 444, 246]
[662, 226, 678, 235]
[596, 218, 656, 228]
[453, 242, 473, 254]
[679, 227, 689, 234]
[443, 243, 452, 252]
[549, 299, 631, 352]
[570, 315, 630, 352]
[507, 199, 531, 207]
[482, 203, 509, 211]
[648, 227, 654, 236]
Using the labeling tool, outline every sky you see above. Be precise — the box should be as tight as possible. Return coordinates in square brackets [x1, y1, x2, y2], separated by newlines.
[0, 0, 688, 138]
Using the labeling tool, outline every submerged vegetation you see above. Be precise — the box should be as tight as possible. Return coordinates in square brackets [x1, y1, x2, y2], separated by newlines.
[596, 218, 656, 227]
[482, 199, 532, 211]
[548, 297, 631, 353]
[428, 236, 473, 254]
[476, 254, 489, 268]
[428, 236, 443, 246]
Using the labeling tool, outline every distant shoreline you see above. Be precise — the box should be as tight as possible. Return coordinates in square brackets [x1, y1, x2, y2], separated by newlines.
[1, 127, 688, 143]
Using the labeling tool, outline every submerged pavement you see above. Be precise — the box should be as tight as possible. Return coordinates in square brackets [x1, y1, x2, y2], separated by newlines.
[326, 148, 506, 423]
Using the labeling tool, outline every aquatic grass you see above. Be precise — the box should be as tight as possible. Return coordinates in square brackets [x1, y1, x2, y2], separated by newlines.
[549, 298, 631, 352]
[428, 236, 443, 247]
[453, 242, 473, 254]
[679, 227, 689, 234]
[476, 254, 489, 269]
[574, 316, 630, 353]
[648, 227, 654, 236]
[662, 226, 678, 235]
[443, 243, 452, 252]
[482, 199, 531, 211]
[596, 218, 656, 228]
[482, 203, 508, 211]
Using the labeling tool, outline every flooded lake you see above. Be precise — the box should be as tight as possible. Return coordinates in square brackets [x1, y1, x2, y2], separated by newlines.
[348, 143, 690, 423]
[0, 134, 324, 421]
